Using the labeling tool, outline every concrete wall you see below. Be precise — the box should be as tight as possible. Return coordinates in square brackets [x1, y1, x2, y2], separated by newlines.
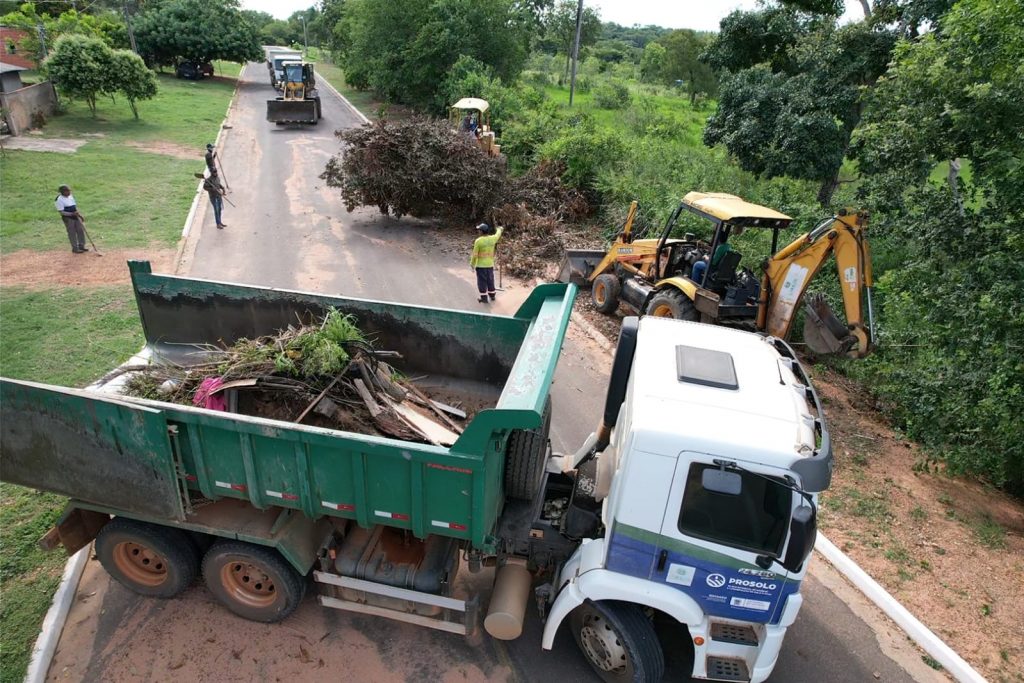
[0, 81, 58, 135]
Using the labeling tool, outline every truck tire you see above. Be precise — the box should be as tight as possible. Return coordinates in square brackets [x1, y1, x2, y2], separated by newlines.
[95, 518, 199, 598]
[314, 96, 322, 120]
[202, 541, 305, 623]
[646, 289, 698, 321]
[592, 274, 621, 314]
[570, 601, 665, 683]
[504, 397, 552, 501]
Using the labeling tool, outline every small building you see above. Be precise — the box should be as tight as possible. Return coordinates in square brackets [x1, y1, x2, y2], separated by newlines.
[0, 61, 26, 93]
[0, 26, 34, 70]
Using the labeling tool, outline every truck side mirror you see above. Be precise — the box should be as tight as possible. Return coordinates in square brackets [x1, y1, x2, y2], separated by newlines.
[781, 505, 817, 573]
[702, 468, 742, 495]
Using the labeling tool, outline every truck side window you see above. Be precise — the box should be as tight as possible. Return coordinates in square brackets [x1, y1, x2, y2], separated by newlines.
[678, 463, 792, 556]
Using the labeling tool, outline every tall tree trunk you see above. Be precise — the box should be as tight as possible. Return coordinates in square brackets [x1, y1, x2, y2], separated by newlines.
[817, 170, 840, 207]
[858, 0, 872, 18]
[947, 157, 965, 217]
[564, 52, 570, 83]
[129, 98, 139, 119]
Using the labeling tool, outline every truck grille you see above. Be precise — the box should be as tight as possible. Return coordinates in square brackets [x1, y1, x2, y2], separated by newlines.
[706, 656, 751, 682]
[710, 622, 758, 646]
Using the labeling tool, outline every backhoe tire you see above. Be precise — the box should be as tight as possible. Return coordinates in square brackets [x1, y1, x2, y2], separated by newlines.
[570, 601, 665, 683]
[504, 397, 552, 501]
[202, 541, 305, 623]
[95, 518, 199, 598]
[314, 97, 322, 120]
[592, 274, 621, 315]
[646, 289, 698, 321]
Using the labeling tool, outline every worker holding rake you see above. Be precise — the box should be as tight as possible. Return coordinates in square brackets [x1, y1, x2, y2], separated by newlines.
[54, 184, 89, 254]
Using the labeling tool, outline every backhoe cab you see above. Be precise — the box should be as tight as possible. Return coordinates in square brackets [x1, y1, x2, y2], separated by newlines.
[450, 97, 502, 158]
[558, 192, 876, 358]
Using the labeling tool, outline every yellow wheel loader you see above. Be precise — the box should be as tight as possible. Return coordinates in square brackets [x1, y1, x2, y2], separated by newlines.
[267, 62, 321, 125]
[558, 192, 876, 358]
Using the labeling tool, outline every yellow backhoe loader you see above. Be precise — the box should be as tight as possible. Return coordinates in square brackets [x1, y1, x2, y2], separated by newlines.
[557, 192, 876, 358]
[267, 62, 321, 125]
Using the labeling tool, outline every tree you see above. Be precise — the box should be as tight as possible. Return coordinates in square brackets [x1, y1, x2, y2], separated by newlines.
[338, 0, 533, 111]
[43, 34, 110, 115]
[639, 42, 665, 83]
[702, 6, 894, 205]
[0, 5, 124, 67]
[659, 29, 717, 104]
[108, 49, 157, 118]
[134, 0, 262, 68]
[850, 0, 1024, 493]
[541, 0, 601, 81]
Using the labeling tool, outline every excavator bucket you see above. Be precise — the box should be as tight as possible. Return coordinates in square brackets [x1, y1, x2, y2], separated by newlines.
[556, 249, 606, 287]
[802, 293, 856, 356]
[266, 99, 317, 124]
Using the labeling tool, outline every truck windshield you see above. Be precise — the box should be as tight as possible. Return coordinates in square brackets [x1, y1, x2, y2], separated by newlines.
[678, 462, 792, 556]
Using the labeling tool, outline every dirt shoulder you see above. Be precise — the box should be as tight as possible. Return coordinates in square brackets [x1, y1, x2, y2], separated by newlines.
[1, 247, 176, 290]
[572, 299, 1023, 682]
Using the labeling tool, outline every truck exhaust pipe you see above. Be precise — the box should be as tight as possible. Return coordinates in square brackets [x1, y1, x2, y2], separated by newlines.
[595, 317, 639, 451]
[484, 560, 531, 640]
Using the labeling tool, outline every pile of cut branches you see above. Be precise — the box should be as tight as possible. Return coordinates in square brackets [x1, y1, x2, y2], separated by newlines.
[321, 116, 505, 220]
[122, 309, 469, 446]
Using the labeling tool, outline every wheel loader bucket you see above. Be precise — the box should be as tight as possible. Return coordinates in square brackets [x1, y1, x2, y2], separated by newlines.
[556, 249, 606, 287]
[266, 99, 317, 124]
[802, 293, 856, 356]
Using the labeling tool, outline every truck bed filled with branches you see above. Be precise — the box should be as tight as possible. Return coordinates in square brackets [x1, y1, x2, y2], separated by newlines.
[122, 309, 473, 446]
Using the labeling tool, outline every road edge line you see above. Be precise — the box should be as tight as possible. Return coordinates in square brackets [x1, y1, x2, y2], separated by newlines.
[561, 300, 987, 681]
[317, 71, 370, 124]
[814, 535, 987, 682]
[173, 65, 243, 272]
[23, 547, 89, 683]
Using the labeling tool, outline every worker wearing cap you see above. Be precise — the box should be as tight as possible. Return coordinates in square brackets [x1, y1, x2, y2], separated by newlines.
[470, 223, 503, 303]
[204, 143, 217, 175]
[54, 184, 88, 253]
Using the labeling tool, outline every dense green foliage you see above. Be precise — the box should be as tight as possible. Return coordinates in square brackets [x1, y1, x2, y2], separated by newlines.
[133, 0, 262, 67]
[850, 0, 1024, 492]
[0, 5, 128, 67]
[44, 34, 157, 117]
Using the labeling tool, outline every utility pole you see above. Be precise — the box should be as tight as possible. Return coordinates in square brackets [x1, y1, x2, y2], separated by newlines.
[568, 0, 584, 107]
[300, 15, 309, 58]
[123, 2, 138, 54]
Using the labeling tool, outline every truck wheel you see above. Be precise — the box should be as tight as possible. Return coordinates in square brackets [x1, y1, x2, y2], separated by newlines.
[592, 274, 621, 314]
[202, 541, 305, 623]
[315, 97, 322, 120]
[504, 396, 552, 501]
[646, 289, 698, 321]
[570, 601, 665, 683]
[95, 518, 199, 598]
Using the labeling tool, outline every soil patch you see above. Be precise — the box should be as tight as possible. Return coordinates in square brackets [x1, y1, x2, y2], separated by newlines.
[2, 137, 88, 154]
[0, 247, 176, 289]
[124, 139, 203, 160]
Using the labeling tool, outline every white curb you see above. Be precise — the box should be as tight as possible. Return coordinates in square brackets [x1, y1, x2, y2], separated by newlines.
[23, 547, 89, 683]
[814, 535, 987, 682]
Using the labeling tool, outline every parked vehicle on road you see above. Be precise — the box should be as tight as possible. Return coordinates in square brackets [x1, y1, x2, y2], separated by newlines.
[1, 261, 831, 683]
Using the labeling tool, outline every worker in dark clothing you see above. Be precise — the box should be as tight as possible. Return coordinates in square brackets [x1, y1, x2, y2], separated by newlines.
[470, 223, 503, 303]
[203, 172, 227, 229]
[54, 184, 88, 253]
[205, 143, 218, 175]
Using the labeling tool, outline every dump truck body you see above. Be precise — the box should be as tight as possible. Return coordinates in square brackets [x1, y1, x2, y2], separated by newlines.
[1, 261, 575, 559]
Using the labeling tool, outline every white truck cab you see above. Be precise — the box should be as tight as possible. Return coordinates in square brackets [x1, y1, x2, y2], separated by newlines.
[544, 317, 831, 683]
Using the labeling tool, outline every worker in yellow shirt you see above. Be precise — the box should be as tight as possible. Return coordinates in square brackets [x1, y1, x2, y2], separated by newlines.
[470, 223, 503, 303]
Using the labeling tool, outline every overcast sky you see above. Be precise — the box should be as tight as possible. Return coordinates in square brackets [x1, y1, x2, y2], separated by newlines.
[240, 0, 865, 32]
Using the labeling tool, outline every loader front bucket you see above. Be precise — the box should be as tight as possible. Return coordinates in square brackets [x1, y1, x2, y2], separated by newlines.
[803, 293, 863, 357]
[556, 249, 607, 287]
[266, 99, 317, 124]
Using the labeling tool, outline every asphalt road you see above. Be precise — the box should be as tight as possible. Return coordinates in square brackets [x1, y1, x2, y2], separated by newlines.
[47, 63, 944, 683]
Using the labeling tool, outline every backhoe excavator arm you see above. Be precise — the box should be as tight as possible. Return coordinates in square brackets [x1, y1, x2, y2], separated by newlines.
[757, 210, 874, 358]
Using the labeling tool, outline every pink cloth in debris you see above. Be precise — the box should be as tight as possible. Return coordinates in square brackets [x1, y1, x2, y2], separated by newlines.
[193, 377, 227, 411]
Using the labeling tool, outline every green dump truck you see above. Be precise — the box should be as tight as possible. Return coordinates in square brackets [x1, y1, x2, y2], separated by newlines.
[2, 261, 831, 683]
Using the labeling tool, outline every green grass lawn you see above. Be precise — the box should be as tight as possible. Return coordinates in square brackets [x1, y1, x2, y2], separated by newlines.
[0, 64, 239, 683]
[315, 61, 381, 117]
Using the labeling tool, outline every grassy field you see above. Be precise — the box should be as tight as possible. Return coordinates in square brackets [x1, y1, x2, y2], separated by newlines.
[0, 65, 239, 683]
[315, 61, 382, 117]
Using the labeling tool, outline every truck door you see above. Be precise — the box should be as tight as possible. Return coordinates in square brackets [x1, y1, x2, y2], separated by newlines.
[1, 378, 186, 521]
[652, 453, 798, 625]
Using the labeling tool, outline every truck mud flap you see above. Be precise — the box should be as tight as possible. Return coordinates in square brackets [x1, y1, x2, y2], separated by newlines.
[266, 99, 317, 124]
